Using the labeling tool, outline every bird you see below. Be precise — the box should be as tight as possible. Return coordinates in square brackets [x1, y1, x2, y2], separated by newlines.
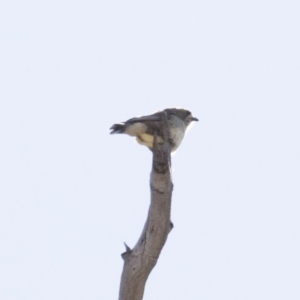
[110, 108, 198, 152]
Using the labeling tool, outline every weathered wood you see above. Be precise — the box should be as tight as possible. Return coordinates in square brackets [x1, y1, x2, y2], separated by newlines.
[118, 112, 173, 300]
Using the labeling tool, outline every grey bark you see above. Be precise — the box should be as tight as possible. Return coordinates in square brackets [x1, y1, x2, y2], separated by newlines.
[118, 112, 174, 300]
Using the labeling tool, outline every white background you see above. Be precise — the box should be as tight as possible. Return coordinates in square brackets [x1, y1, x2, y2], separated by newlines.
[1, 1, 300, 299]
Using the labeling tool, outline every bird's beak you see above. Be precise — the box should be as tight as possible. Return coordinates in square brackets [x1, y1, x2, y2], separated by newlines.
[191, 117, 199, 122]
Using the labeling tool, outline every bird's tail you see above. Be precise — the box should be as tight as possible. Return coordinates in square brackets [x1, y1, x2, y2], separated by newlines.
[110, 123, 126, 134]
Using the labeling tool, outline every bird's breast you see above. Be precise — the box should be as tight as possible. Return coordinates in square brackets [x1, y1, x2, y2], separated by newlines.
[169, 127, 185, 151]
[168, 116, 186, 151]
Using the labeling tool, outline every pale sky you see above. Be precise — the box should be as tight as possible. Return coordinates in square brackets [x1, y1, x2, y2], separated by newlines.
[1, 1, 300, 299]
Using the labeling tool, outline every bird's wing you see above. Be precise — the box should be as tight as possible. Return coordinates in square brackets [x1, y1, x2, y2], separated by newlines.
[125, 112, 163, 124]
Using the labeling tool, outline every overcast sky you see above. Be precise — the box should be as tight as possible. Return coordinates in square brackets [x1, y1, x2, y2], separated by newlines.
[1, 1, 300, 299]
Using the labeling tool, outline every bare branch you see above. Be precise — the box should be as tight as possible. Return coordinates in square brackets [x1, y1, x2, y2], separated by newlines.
[118, 112, 173, 300]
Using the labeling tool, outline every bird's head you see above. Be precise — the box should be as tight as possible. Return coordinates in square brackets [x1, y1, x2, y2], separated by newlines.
[171, 108, 198, 126]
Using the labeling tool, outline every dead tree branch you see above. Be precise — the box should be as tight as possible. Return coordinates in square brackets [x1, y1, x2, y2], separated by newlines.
[118, 112, 174, 300]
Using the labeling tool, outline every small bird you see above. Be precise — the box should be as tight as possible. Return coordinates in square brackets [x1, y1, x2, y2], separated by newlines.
[110, 108, 198, 152]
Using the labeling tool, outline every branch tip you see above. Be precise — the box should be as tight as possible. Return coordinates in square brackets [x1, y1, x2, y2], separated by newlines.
[121, 242, 132, 260]
[169, 222, 174, 233]
[124, 242, 132, 253]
